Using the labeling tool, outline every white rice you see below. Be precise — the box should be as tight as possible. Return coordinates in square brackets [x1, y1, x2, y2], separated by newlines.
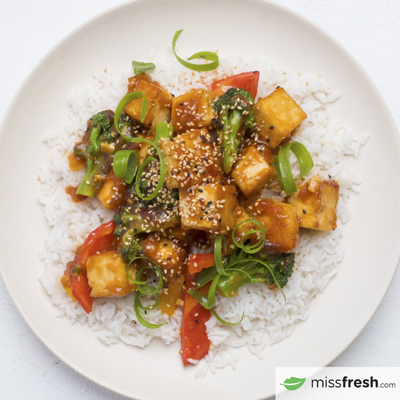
[38, 54, 369, 376]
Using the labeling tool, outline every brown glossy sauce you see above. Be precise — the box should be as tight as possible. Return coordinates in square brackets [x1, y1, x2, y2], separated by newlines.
[65, 186, 87, 203]
[68, 153, 86, 171]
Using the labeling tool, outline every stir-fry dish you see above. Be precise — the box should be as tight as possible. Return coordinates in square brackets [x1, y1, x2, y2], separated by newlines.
[60, 33, 340, 366]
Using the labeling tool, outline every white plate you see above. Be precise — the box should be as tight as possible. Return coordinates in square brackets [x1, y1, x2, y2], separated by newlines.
[0, 0, 399, 399]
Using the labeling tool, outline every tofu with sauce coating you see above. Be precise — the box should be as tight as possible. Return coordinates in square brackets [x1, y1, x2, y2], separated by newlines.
[179, 184, 238, 234]
[97, 171, 126, 210]
[124, 74, 172, 129]
[253, 87, 307, 149]
[231, 144, 276, 198]
[141, 234, 187, 316]
[248, 198, 299, 253]
[87, 250, 136, 297]
[159, 128, 222, 190]
[286, 175, 339, 231]
[171, 89, 215, 133]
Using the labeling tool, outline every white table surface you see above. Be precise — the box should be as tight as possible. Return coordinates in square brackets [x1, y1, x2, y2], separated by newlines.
[1, 0, 399, 399]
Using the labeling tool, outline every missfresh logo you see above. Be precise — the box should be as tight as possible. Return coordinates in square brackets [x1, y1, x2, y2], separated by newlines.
[276, 367, 400, 399]
[280, 377, 306, 391]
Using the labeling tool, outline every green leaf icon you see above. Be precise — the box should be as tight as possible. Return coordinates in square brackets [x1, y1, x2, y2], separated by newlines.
[280, 377, 306, 391]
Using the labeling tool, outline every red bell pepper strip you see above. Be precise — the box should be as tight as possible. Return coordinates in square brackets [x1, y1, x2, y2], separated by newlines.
[210, 71, 260, 99]
[188, 253, 215, 275]
[75, 220, 117, 269]
[181, 271, 211, 366]
[61, 220, 117, 314]
[71, 271, 93, 314]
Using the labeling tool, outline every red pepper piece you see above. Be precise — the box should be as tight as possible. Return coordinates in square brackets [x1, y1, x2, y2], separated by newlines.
[188, 253, 215, 275]
[76, 220, 117, 270]
[210, 71, 260, 99]
[181, 271, 211, 366]
[71, 272, 93, 314]
[61, 220, 118, 314]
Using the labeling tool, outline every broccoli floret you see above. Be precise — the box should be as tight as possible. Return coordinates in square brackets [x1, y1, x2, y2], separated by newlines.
[90, 112, 113, 146]
[117, 114, 136, 140]
[258, 252, 295, 289]
[113, 206, 151, 263]
[198, 251, 295, 297]
[214, 88, 256, 173]
[76, 153, 112, 197]
[120, 228, 143, 263]
[113, 206, 155, 238]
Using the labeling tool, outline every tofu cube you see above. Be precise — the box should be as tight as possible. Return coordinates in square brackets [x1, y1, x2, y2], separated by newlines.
[87, 250, 136, 297]
[97, 171, 126, 210]
[249, 198, 299, 253]
[233, 205, 254, 244]
[171, 89, 215, 133]
[253, 87, 307, 149]
[231, 144, 276, 198]
[286, 175, 339, 231]
[141, 233, 187, 273]
[129, 132, 155, 166]
[141, 233, 187, 316]
[179, 184, 238, 234]
[159, 128, 222, 189]
[124, 74, 172, 129]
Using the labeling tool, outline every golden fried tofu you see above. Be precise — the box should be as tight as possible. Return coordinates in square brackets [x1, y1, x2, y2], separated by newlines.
[171, 89, 215, 133]
[231, 144, 276, 198]
[179, 184, 238, 234]
[141, 233, 187, 316]
[97, 171, 126, 210]
[232, 205, 255, 244]
[159, 128, 222, 190]
[87, 250, 136, 297]
[124, 74, 172, 129]
[127, 131, 155, 166]
[141, 233, 187, 273]
[248, 198, 299, 253]
[253, 87, 307, 149]
[286, 175, 339, 231]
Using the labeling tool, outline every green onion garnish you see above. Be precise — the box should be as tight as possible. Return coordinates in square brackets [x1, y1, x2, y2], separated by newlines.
[211, 309, 244, 326]
[114, 138, 165, 201]
[187, 217, 292, 325]
[115, 91, 148, 130]
[172, 29, 219, 72]
[113, 150, 138, 184]
[232, 219, 266, 254]
[128, 257, 166, 330]
[154, 121, 174, 144]
[214, 235, 228, 276]
[113, 92, 166, 200]
[132, 61, 156, 75]
[134, 292, 164, 329]
[274, 141, 314, 195]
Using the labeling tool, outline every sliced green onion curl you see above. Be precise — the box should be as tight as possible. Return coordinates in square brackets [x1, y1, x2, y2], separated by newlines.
[115, 138, 166, 201]
[129, 257, 166, 329]
[132, 61, 156, 75]
[115, 91, 148, 131]
[172, 30, 219, 72]
[211, 309, 244, 326]
[154, 121, 174, 144]
[214, 235, 228, 276]
[134, 292, 165, 329]
[274, 141, 314, 195]
[113, 150, 138, 184]
[232, 219, 266, 254]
